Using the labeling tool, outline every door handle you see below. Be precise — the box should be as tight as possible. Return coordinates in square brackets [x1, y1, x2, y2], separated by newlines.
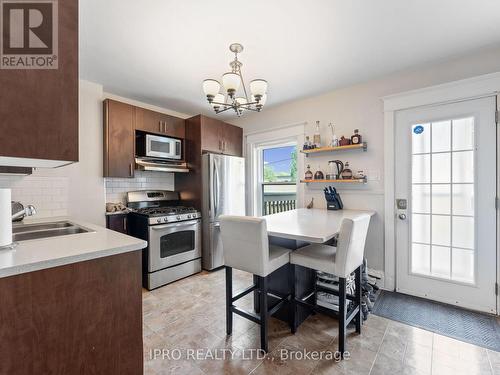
[398, 213, 407, 220]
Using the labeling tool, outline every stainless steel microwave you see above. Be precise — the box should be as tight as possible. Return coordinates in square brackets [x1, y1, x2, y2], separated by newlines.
[136, 133, 182, 160]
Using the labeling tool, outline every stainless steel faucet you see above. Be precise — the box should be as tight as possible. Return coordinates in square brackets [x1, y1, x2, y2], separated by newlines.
[11, 204, 37, 221]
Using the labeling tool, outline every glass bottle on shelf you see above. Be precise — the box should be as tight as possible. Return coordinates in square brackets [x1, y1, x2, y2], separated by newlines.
[341, 162, 353, 179]
[304, 165, 313, 180]
[314, 165, 324, 180]
[303, 136, 312, 150]
[351, 129, 362, 145]
[313, 121, 321, 148]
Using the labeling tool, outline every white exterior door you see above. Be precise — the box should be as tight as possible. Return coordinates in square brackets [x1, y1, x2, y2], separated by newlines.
[395, 96, 497, 314]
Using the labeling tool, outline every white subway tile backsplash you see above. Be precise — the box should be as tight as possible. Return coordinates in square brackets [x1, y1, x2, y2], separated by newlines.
[104, 170, 175, 204]
[0, 175, 69, 217]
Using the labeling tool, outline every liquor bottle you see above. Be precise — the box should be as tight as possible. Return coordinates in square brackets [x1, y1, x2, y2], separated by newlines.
[304, 165, 313, 180]
[314, 165, 324, 180]
[313, 121, 321, 148]
[351, 129, 362, 145]
[303, 136, 311, 150]
[341, 162, 353, 179]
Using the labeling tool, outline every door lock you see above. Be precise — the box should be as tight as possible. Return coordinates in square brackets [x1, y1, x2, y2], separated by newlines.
[398, 213, 407, 220]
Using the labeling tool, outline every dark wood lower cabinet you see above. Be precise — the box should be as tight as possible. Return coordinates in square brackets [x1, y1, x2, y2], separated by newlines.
[0, 251, 143, 375]
[106, 213, 129, 234]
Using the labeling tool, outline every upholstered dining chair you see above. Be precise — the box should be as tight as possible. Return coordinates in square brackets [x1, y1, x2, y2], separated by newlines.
[289, 214, 371, 356]
[220, 215, 292, 352]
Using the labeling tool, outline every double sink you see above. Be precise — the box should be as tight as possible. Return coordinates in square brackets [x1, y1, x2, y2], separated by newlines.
[12, 221, 93, 242]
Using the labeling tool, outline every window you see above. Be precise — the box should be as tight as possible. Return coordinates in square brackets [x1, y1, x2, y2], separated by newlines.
[261, 145, 297, 215]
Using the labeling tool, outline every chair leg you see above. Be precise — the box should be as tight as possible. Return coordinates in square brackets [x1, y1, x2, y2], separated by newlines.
[289, 264, 297, 334]
[259, 275, 269, 352]
[225, 266, 233, 336]
[253, 274, 260, 314]
[338, 276, 346, 356]
[355, 265, 362, 334]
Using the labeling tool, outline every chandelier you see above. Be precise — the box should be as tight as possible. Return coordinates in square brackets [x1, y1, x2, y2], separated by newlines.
[202, 43, 268, 116]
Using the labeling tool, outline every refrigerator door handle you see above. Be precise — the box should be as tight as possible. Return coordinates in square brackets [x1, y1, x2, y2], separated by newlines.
[213, 160, 220, 219]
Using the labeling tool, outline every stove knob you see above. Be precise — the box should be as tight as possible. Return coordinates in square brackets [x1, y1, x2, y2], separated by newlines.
[164, 218, 168, 222]
[187, 214, 191, 219]
[176, 215, 181, 220]
[156, 219, 161, 223]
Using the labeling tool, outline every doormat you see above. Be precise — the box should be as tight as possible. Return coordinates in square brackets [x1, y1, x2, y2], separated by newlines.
[372, 290, 500, 352]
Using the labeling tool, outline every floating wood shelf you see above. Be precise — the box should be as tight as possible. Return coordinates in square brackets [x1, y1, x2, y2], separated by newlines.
[300, 142, 367, 156]
[300, 178, 367, 184]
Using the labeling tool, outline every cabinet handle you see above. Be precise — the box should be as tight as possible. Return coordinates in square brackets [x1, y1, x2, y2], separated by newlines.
[123, 216, 127, 233]
[159, 121, 162, 132]
[129, 163, 133, 177]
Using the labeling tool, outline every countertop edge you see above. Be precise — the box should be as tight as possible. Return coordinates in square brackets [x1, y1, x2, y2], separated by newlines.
[0, 240, 147, 279]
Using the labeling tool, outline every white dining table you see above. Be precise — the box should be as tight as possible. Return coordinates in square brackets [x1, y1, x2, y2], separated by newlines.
[262, 208, 376, 243]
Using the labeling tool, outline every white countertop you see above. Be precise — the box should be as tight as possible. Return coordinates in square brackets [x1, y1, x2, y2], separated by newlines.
[263, 208, 375, 243]
[0, 217, 147, 278]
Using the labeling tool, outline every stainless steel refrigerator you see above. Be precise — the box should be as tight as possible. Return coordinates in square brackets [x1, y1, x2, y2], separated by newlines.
[201, 153, 246, 270]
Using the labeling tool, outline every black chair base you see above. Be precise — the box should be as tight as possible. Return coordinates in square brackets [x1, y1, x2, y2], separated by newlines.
[290, 264, 363, 357]
[225, 266, 291, 352]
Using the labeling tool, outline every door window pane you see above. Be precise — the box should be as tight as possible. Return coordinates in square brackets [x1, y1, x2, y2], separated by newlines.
[452, 184, 474, 216]
[432, 215, 450, 246]
[432, 153, 451, 183]
[452, 117, 474, 151]
[431, 246, 451, 279]
[412, 214, 430, 244]
[452, 151, 473, 183]
[452, 248, 474, 283]
[452, 216, 474, 249]
[432, 184, 451, 215]
[411, 243, 430, 275]
[432, 121, 451, 152]
[412, 185, 430, 214]
[412, 123, 430, 154]
[412, 155, 430, 183]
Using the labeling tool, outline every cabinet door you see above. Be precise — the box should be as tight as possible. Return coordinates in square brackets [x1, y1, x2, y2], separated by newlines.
[0, 0, 78, 164]
[106, 214, 128, 234]
[136, 109, 185, 139]
[160, 113, 186, 139]
[222, 124, 243, 156]
[104, 100, 135, 178]
[200, 116, 223, 153]
[135, 107, 163, 134]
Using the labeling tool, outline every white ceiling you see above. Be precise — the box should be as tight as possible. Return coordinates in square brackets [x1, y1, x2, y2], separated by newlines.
[80, 0, 500, 117]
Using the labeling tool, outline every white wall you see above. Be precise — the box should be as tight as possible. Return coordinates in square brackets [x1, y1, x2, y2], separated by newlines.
[0, 80, 192, 226]
[231, 45, 500, 274]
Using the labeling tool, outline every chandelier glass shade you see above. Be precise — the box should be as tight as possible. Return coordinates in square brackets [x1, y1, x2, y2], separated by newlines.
[202, 43, 268, 116]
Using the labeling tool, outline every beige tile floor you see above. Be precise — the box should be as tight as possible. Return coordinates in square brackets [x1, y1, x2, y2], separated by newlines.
[142, 269, 500, 375]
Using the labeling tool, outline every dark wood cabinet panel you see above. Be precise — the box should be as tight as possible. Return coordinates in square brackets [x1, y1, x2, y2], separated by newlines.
[0, 0, 78, 164]
[106, 214, 129, 234]
[222, 123, 243, 156]
[200, 115, 223, 153]
[103, 99, 135, 178]
[0, 251, 143, 375]
[136, 107, 186, 139]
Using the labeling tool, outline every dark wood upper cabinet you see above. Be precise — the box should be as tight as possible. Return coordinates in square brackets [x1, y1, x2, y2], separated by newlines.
[222, 122, 244, 156]
[0, 0, 78, 166]
[194, 115, 243, 156]
[135, 107, 185, 139]
[103, 99, 135, 178]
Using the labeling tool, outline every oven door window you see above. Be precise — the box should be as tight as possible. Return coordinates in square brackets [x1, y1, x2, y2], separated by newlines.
[159, 230, 195, 258]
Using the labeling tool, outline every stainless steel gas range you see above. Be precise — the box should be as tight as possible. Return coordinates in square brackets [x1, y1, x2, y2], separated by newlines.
[127, 190, 202, 290]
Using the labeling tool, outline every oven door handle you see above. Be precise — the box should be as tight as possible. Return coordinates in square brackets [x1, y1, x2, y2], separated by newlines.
[150, 220, 200, 230]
